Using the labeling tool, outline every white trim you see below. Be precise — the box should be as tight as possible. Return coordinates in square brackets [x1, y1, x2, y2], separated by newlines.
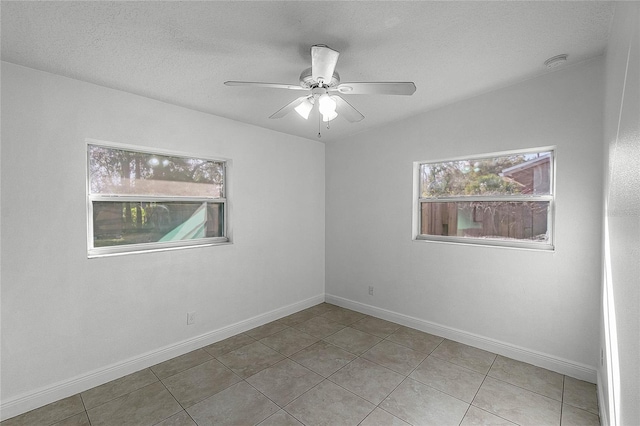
[414, 145, 556, 169]
[86, 140, 231, 257]
[85, 138, 232, 164]
[413, 147, 556, 251]
[598, 369, 610, 426]
[418, 194, 553, 203]
[325, 293, 597, 383]
[413, 233, 554, 251]
[0, 294, 324, 421]
[2, 292, 599, 421]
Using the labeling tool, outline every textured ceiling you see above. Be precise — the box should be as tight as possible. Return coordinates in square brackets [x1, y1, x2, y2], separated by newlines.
[1, 1, 614, 142]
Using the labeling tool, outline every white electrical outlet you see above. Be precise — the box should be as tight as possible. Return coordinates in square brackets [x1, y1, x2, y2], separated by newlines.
[187, 312, 196, 325]
[368, 286, 374, 296]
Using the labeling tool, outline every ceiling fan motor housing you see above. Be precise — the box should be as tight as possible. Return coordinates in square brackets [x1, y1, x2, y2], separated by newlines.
[299, 67, 340, 88]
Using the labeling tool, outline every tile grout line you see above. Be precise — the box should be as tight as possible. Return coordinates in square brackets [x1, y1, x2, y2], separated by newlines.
[459, 354, 492, 425]
[195, 308, 579, 424]
[273, 315, 404, 424]
[146, 367, 187, 426]
[484, 372, 566, 404]
[240, 376, 288, 417]
[5, 304, 597, 426]
[153, 366, 189, 415]
[203, 309, 343, 423]
[258, 312, 454, 425]
[333, 332, 438, 424]
[78, 392, 90, 426]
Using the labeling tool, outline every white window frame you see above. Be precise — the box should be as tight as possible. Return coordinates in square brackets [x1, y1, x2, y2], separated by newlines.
[413, 147, 555, 251]
[86, 139, 231, 258]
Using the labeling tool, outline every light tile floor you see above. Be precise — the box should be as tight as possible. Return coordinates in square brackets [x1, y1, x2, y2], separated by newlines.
[2, 303, 600, 426]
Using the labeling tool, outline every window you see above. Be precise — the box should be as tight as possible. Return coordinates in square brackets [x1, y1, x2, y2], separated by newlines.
[415, 148, 554, 250]
[87, 141, 229, 257]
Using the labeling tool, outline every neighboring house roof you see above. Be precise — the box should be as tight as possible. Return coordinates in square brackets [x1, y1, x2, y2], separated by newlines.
[501, 153, 551, 176]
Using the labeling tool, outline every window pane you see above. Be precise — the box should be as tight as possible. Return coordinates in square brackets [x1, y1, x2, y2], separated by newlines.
[420, 201, 550, 243]
[89, 145, 224, 197]
[420, 151, 552, 197]
[92, 201, 224, 247]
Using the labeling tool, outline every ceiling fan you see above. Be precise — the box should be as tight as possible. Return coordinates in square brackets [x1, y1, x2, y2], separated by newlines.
[224, 44, 416, 137]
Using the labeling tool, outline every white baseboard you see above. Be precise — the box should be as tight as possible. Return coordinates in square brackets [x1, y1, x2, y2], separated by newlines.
[325, 294, 597, 383]
[0, 294, 324, 421]
[597, 370, 610, 426]
[2, 292, 599, 421]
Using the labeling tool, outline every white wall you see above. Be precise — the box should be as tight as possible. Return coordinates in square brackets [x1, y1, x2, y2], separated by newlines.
[0, 62, 325, 418]
[326, 58, 604, 380]
[600, 2, 640, 425]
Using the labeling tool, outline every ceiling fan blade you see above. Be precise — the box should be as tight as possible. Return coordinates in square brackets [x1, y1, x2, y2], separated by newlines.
[224, 81, 307, 91]
[269, 97, 308, 119]
[332, 82, 416, 96]
[311, 45, 340, 85]
[334, 95, 364, 123]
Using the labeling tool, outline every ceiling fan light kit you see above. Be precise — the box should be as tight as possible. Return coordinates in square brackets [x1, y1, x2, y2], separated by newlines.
[318, 94, 338, 121]
[225, 44, 416, 137]
[322, 109, 338, 123]
[294, 96, 315, 119]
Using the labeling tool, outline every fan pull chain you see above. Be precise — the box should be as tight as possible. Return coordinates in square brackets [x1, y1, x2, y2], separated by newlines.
[317, 112, 332, 138]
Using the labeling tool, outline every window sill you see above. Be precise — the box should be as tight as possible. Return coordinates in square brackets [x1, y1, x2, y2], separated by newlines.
[88, 239, 232, 258]
[413, 235, 554, 252]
